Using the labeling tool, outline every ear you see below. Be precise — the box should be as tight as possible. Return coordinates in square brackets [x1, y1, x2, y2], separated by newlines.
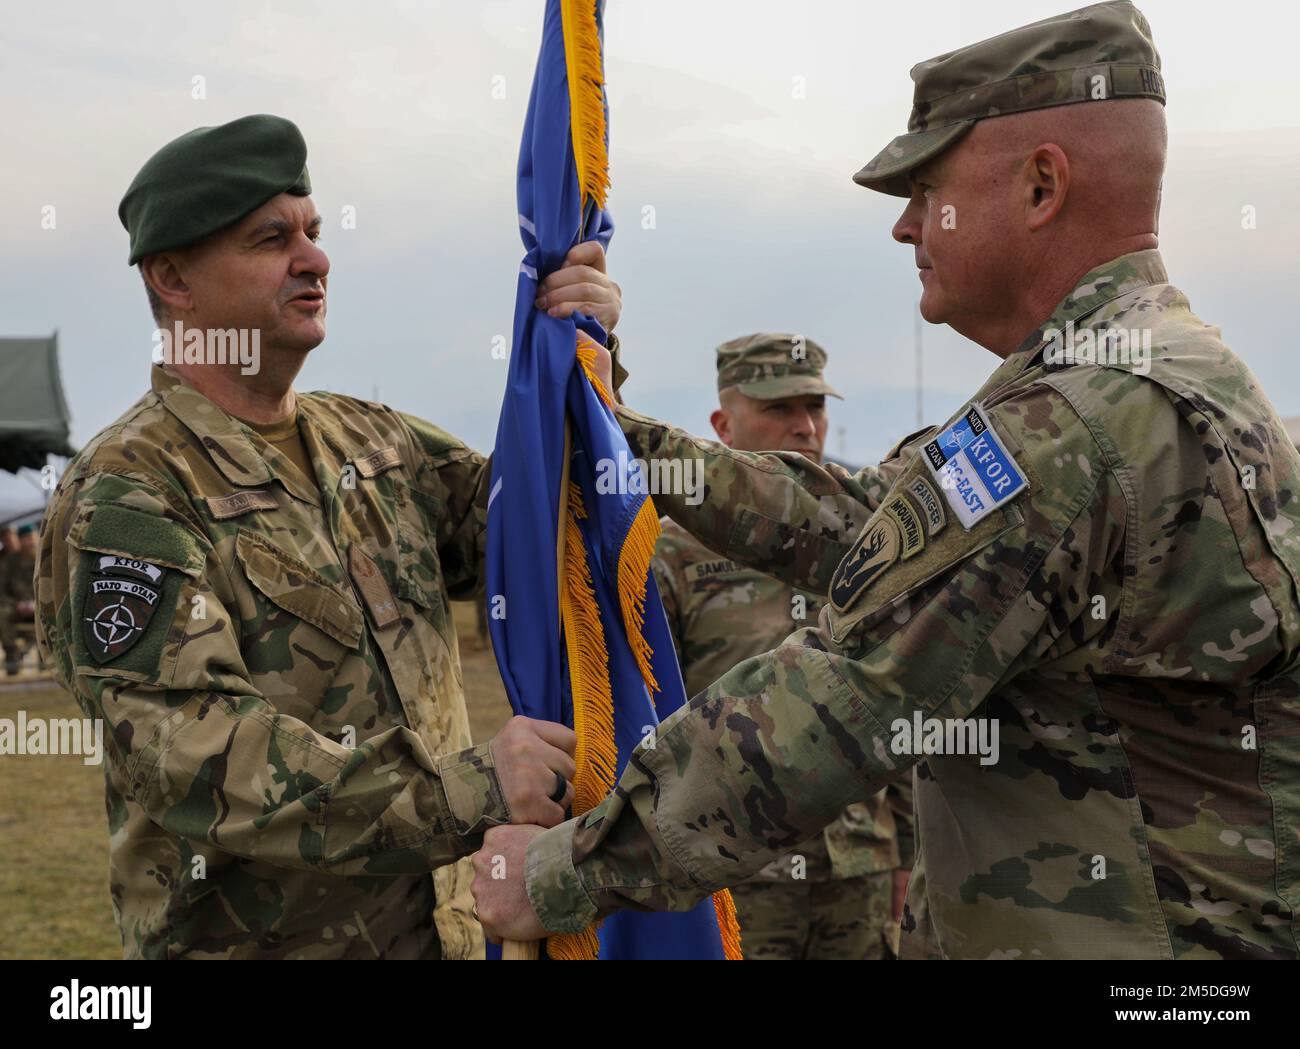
[709, 408, 734, 447]
[1023, 143, 1069, 233]
[140, 253, 194, 317]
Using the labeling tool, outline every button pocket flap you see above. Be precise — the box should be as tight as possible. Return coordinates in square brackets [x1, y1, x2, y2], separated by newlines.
[70, 502, 208, 578]
[235, 531, 364, 649]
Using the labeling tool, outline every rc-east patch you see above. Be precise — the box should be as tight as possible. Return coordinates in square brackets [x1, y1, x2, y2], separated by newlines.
[921, 404, 1028, 530]
[83, 556, 166, 663]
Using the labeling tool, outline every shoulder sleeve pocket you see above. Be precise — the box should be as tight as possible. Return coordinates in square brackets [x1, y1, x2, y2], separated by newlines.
[826, 458, 1023, 646]
[70, 503, 207, 576]
[67, 503, 210, 677]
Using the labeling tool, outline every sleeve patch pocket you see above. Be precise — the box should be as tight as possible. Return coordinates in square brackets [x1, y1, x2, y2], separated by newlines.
[69, 503, 207, 672]
[827, 457, 1022, 644]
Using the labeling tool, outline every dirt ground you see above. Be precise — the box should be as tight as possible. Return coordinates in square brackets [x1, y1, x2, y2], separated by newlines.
[0, 601, 512, 959]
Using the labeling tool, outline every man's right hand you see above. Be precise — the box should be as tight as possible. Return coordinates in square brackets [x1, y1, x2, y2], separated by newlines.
[489, 715, 577, 828]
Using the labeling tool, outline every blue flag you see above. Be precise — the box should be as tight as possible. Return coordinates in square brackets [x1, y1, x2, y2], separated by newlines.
[485, 0, 739, 960]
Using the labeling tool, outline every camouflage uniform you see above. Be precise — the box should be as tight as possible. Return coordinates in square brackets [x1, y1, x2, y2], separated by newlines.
[651, 333, 908, 960]
[525, 245, 1300, 959]
[655, 522, 905, 959]
[37, 366, 509, 958]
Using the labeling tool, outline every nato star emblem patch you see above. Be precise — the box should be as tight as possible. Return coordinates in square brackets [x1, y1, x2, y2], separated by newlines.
[921, 403, 1029, 529]
[83, 556, 165, 663]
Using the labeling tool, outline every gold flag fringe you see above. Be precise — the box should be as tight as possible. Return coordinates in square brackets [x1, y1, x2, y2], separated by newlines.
[712, 888, 744, 961]
[549, 0, 742, 961]
[559, 0, 610, 210]
[550, 477, 615, 962]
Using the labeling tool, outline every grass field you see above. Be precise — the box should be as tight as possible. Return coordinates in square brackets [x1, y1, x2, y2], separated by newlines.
[0, 601, 512, 959]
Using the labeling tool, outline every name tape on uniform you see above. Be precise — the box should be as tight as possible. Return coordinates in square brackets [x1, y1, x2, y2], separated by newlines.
[686, 559, 742, 582]
[922, 404, 1028, 529]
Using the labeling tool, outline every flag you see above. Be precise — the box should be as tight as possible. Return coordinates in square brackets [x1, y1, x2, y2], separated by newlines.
[485, 0, 741, 960]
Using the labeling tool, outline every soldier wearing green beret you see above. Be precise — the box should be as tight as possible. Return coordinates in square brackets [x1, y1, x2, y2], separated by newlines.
[37, 113, 625, 958]
[651, 334, 911, 959]
[474, 2, 1300, 960]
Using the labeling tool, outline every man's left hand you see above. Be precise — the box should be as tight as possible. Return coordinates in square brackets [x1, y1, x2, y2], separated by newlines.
[535, 241, 622, 333]
[471, 824, 549, 942]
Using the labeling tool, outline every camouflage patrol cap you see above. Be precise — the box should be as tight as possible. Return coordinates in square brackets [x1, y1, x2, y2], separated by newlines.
[119, 114, 312, 265]
[716, 333, 842, 401]
[854, 1, 1165, 197]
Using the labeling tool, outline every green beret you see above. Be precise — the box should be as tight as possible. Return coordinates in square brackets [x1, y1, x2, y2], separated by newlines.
[16, 523, 37, 537]
[855, 1, 1164, 196]
[119, 114, 311, 265]
[716, 333, 842, 401]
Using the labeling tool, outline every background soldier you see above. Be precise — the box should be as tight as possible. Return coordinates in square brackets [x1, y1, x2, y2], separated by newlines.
[652, 333, 910, 959]
[36, 115, 622, 958]
[474, 1, 1300, 961]
[1, 523, 37, 674]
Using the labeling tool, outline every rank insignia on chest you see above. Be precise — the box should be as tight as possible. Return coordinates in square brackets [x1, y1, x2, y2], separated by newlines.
[83, 556, 165, 663]
[349, 544, 400, 629]
[830, 515, 901, 611]
[921, 403, 1029, 529]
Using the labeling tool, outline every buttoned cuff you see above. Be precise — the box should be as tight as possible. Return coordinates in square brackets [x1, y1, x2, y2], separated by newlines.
[524, 817, 599, 934]
[434, 741, 511, 836]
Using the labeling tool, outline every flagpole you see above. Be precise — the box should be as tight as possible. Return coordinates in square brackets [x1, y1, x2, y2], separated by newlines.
[503, 938, 539, 961]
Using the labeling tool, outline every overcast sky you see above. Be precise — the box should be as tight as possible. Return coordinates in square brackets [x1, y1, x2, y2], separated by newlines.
[1, 0, 1297, 515]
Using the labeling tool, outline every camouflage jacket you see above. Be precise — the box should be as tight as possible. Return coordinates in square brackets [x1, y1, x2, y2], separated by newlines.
[652, 521, 908, 880]
[36, 365, 507, 959]
[525, 250, 1300, 959]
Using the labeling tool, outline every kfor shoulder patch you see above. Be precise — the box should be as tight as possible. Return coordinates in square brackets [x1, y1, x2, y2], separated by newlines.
[83, 556, 166, 663]
[830, 515, 901, 611]
[922, 403, 1029, 529]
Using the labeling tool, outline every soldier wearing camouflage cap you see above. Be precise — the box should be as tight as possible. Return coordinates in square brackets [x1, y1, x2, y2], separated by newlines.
[652, 334, 910, 959]
[37, 113, 624, 958]
[475, 2, 1300, 961]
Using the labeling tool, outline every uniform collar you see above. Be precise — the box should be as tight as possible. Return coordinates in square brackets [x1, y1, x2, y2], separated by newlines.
[150, 366, 320, 506]
[976, 248, 1169, 397]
